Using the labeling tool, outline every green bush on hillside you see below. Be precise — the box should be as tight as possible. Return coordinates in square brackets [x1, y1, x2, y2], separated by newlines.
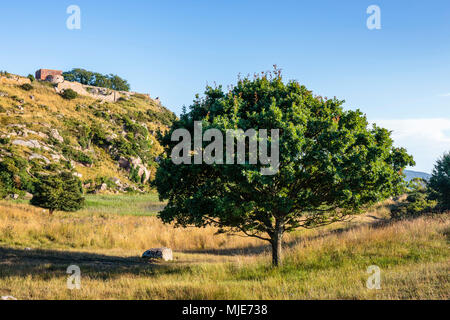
[20, 83, 33, 91]
[62, 145, 94, 166]
[61, 89, 78, 100]
[146, 108, 177, 127]
[0, 156, 36, 197]
[391, 178, 437, 219]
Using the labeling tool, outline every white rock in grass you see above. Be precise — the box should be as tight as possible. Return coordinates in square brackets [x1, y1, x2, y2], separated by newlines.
[50, 129, 64, 143]
[142, 247, 173, 261]
[1, 296, 17, 300]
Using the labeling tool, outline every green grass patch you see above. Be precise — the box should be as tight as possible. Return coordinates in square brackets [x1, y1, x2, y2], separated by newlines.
[83, 192, 165, 216]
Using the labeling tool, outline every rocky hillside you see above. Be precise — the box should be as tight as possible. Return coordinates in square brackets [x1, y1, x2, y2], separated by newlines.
[0, 74, 176, 198]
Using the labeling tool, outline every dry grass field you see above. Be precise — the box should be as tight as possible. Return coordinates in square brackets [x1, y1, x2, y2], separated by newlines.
[0, 196, 448, 300]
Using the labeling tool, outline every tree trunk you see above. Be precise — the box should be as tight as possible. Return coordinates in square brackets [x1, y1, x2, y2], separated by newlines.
[271, 219, 284, 267]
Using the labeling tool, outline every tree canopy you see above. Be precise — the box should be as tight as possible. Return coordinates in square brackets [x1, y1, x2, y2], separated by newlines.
[428, 151, 450, 211]
[154, 70, 415, 266]
[31, 172, 85, 215]
[63, 68, 130, 91]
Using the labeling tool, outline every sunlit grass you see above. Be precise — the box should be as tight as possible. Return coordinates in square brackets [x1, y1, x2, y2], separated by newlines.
[83, 193, 164, 216]
[0, 197, 448, 300]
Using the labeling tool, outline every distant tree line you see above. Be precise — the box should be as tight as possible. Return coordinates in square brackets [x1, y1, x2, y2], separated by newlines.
[63, 68, 131, 92]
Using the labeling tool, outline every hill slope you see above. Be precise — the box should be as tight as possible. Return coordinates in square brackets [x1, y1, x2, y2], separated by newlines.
[0, 74, 176, 198]
[404, 170, 431, 182]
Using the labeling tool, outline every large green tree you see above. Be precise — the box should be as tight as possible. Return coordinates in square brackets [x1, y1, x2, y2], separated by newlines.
[31, 172, 85, 215]
[155, 71, 414, 266]
[428, 152, 450, 210]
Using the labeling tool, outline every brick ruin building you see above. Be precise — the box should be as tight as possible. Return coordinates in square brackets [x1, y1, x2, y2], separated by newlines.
[35, 69, 63, 81]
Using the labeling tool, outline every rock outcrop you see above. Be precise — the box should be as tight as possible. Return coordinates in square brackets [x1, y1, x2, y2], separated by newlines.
[118, 156, 151, 183]
[142, 248, 173, 261]
[50, 129, 64, 143]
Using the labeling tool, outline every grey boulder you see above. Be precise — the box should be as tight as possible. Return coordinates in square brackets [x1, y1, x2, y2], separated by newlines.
[142, 247, 173, 261]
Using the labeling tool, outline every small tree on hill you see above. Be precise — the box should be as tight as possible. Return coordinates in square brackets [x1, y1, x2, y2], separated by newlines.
[428, 152, 450, 211]
[31, 172, 85, 215]
[155, 70, 415, 266]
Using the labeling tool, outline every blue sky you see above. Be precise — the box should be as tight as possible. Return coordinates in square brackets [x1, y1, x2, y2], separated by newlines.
[1, 0, 449, 172]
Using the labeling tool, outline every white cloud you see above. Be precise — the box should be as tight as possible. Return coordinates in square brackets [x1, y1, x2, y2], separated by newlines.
[372, 118, 450, 173]
[438, 93, 450, 97]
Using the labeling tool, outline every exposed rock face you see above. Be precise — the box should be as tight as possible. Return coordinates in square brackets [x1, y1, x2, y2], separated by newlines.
[106, 133, 118, 142]
[12, 139, 41, 149]
[12, 139, 52, 152]
[24, 192, 33, 200]
[118, 156, 130, 169]
[29, 153, 50, 164]
[142, 248, 173, 261]
[111, 177, 123, 187]
[50, 129, 64, 143]
[118, 156, 150, 183]
[46, 74, 64, 84]
[20, 129, 48, 139]
[55, 81, 122, 103]
[131, 157, 150, 183]
[73, 172, 83, 179]
[51, 154, 65, 161]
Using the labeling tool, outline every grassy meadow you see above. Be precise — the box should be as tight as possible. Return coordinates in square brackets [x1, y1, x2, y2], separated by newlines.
[84, 193, 165, 216]
[0, 194, 448, 300]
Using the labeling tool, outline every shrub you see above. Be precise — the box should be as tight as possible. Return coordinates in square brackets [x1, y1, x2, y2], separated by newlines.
[27, 74, 35, 82]
[121, 115, 148, 137]
[62, 146, 94, 166]
[146, 108, 177, 126]
[20, 83, 33, 91]
[391, 178, 437, 219]
[91, 124, 111, 148]
[427, 152, 450, 211]
[130, 165, 141, 184]
[0, 157, 35, 196]
[0, 136, 10, 144]
[95, 176, 117, 189]
[31, 172, 85, 215]
[61, 89, 78, 100]
[0, 180, 7, 199]
[111, 137, 137, 157]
